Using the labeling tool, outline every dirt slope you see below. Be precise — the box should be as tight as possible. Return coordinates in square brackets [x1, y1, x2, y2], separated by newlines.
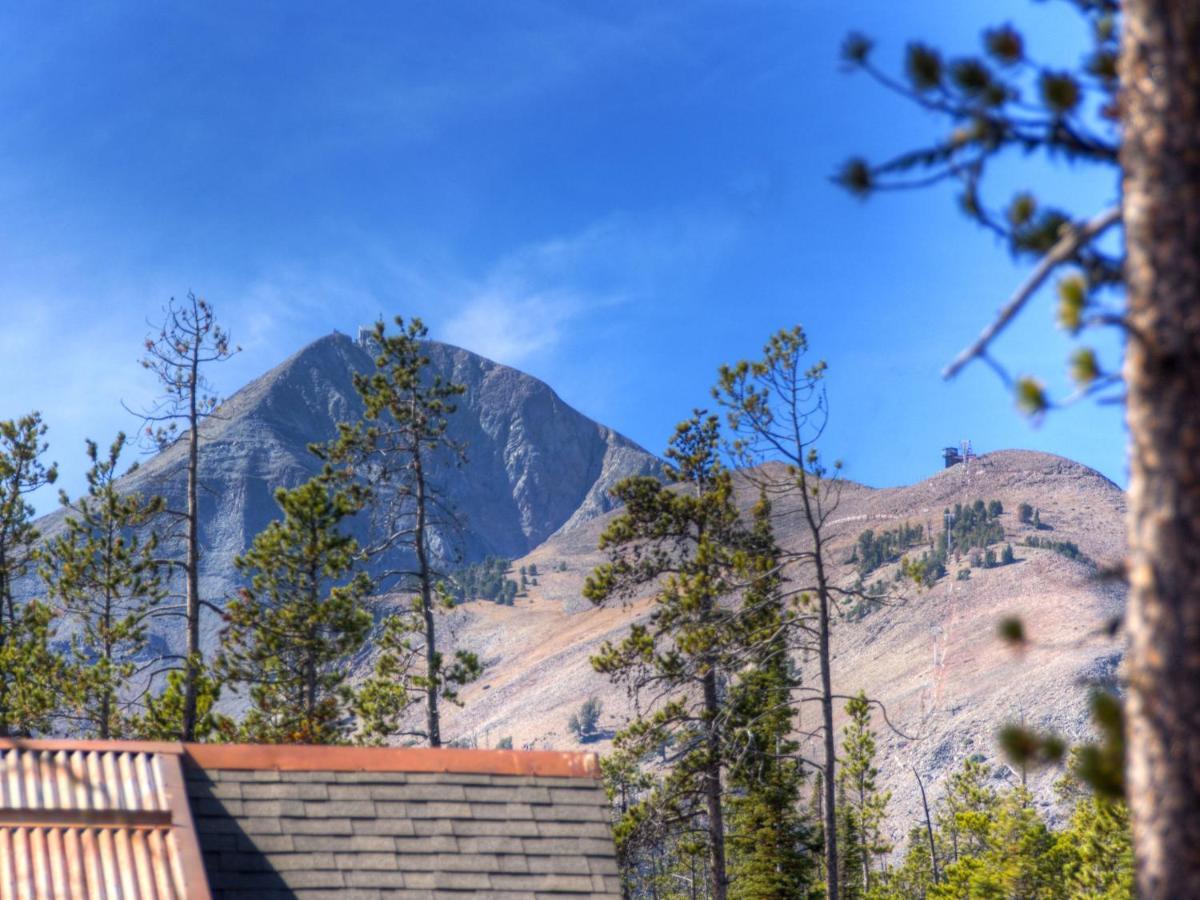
[388, 449, 1126, 841]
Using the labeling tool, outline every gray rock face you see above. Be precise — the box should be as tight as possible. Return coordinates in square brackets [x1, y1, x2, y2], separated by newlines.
[27, 331, 661, 654]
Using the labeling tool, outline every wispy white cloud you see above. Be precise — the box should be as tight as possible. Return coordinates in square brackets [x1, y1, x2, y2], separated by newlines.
[440, 211, 739, 369]
[442, 290, 579, 366]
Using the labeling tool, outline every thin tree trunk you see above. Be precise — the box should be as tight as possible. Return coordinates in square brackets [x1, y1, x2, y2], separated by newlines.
[182, 347, 201, 743]
[101, 597, 113, 741]
[914, 765, 939, 884]
[1120, 3, 1200, 895]
[0, 543, 9, 631]
[101, 518, 114, 740]
[305, 559, 319, 732]
[790, 460, 840, 900]
[815, 542, 839, 900]
[0, 511, 14, 736]
[861, 786, 871, 892]
[702, 668, 728, 900]
[413, 438, 441, 748]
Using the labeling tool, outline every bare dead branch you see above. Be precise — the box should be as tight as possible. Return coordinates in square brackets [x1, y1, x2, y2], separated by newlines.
[942, 206, 1122, 380]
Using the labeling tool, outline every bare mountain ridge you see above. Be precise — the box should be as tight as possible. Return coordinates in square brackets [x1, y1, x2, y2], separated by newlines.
[425, 448, 1126, 842]
[25, 330, 662, 655]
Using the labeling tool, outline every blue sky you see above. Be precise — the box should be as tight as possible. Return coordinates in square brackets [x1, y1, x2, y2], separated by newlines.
[0, 1, 1126, 512]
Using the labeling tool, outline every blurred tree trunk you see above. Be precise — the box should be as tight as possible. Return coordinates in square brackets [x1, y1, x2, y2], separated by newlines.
[1120, 2, 1200, 894]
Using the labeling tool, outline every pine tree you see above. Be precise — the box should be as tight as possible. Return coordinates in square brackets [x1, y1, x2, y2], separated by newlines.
[874, 827, 937, 899]
[836, 779, 866, 900]
[586, 413, 764, 900]
[0, 413, 63, 737]
[40, 434, 166, 738]
[932, 787, 1066, 899]
[129, 667, 233, 742]
[600, 748, 665, 897]
[321, 316, 477, 747]
[726, 494, 815, 898]
[137, 293, 237, 741]
[0, 414, 57, 621]
[1057, 795, 1134, 897]
[354, 613, 415, 746]
[0, 601, 65, 738]
[215, 477, 373, 744]
[867, 753, 1133, 899]
[838, 692, 892, 894]
[935, 758, 997, 865]
[714, 326, 898, 899]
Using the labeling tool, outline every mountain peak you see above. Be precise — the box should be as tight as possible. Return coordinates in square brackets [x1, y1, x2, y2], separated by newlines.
[26, 327, 662, 653]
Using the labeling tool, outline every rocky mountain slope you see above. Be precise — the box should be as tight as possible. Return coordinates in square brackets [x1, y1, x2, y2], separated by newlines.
[26, 330, 662, 655]
[422, 449, 1127, 841]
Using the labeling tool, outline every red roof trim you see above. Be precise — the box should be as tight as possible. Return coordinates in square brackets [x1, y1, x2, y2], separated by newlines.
[185, 744, 601, 778]
[0, 740, 601, 779]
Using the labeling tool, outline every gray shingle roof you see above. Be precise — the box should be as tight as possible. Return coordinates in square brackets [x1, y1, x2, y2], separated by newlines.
[185, 754, 620, 899]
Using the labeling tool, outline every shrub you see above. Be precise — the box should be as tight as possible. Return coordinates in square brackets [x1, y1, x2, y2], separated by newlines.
[568, 697, 603, 742]
[957, 568, 971, 581]
[1018, 502, 1034, 524]
[496, 736, 513, 750]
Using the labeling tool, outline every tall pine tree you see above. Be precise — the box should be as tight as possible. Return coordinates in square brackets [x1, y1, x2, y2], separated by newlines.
[714, 326, 901, 898]
[41, 434, 166, 738]
[321, 317, 477, 747]
[725, 494, 815, 898]
[0, 413, 63, 737]
[216, 477, 372, 744]
[587, 413, 790, 900]
[137, 293, 237, 741]
[837, 691, 892, 894]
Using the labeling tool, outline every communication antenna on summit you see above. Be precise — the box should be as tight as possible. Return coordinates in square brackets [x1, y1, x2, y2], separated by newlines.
[960, 439, 975, 482]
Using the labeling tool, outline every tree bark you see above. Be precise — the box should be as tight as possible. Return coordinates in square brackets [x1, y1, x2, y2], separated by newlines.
[1120, 3, 1200, 894]
[702, 669, 728, 900]
[413, 436, 441, 748]
[914, 765, 939, 884]
[181, 345, 201, 743]
[817, 564, 839, 900]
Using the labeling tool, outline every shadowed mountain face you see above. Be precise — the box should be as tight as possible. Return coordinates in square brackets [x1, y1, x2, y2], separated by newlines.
[27, 331, 661, 653]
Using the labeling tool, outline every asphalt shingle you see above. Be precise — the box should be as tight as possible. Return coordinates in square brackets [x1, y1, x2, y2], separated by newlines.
[185, 746, 619, 899]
